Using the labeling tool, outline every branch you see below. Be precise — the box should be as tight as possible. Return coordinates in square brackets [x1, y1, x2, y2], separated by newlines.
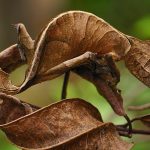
[116, 126, 150, 137]
[128, 103, 150, 111]
[0, 44, 25, 73]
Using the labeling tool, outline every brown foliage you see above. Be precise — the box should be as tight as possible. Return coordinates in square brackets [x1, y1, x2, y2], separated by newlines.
[125, 37, 150, 87]
[0, 94, 132, 150]
[0, 10, 150, 149]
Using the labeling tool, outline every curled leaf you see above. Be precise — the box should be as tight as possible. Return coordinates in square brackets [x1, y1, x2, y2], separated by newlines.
[0, 96, 132, 150]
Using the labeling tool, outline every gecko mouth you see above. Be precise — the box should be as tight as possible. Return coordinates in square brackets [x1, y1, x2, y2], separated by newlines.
[93, 77, 124, 116]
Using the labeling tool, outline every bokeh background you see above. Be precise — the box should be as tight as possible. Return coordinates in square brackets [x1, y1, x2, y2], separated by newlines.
[0, 0, 150, 149]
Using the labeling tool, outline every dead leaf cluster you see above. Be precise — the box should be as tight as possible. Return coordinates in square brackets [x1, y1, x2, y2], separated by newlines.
[0, 93, 133, 150]
[0, 10, 150, 149]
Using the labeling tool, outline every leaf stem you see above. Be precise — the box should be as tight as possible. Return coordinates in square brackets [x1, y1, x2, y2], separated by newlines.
[117, 126, 150, 136]
[124, 114, 132, 136]
[61, 71, 70, 99]
[118, 116, 145, 128]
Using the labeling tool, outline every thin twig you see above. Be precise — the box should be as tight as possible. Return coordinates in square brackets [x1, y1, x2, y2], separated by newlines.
[61, 71, 70, 99]
[128, 103, 150, 111]
[124, 114, 132, 135]
[117, 126, 150, 136]
[118, 131, 131, 138]
[117, 117, 140, 128]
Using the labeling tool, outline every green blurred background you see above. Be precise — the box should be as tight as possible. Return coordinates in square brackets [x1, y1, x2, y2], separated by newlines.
[0, 0, 150, 149]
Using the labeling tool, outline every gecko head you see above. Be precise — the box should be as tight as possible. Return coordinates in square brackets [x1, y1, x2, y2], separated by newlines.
[124, 37, 150, 87]
[90, 55, 125, 116]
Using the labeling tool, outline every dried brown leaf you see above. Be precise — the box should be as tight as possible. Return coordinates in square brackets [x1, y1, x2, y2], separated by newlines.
[0, 93, 39, 124]
[0, 96, 132, 150]
[125, 37, 150, 87]
[47, 123, 133, 150]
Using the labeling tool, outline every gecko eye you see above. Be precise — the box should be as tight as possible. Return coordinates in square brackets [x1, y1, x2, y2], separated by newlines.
[117, 89, 121, 94]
